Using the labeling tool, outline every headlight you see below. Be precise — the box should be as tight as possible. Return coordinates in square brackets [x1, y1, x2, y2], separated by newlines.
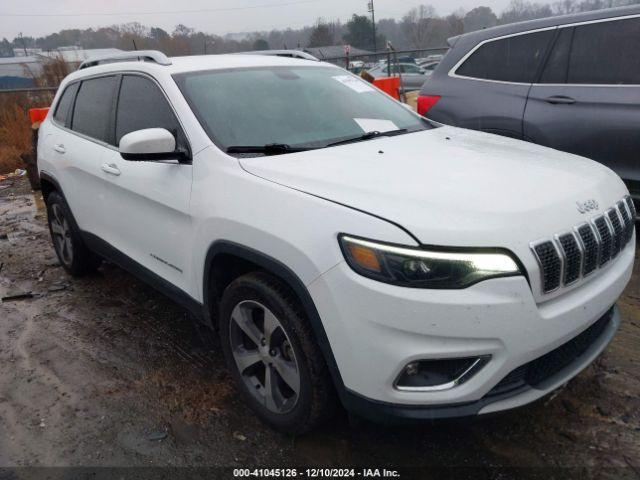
[339, 235, 521, 289]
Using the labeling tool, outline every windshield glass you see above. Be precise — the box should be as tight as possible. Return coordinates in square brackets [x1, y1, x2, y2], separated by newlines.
[173, 66, 432, 153]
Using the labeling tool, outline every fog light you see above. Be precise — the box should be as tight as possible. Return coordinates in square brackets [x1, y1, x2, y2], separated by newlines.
[405, 362, 419, 376]
[395, 356, 490, 391]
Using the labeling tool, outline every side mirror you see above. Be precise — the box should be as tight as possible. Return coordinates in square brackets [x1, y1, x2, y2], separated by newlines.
[119, 128, 184, 161]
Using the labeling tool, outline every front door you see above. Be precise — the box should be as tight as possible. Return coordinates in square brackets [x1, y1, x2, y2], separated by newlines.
[100, 74, 194, 294]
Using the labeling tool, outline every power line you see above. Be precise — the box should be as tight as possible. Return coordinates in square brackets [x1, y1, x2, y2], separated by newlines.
[0, 0, 319, 18]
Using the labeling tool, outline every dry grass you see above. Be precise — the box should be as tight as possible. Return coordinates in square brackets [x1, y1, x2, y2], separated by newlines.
[35, 56, 71, 88]
[137, 368, 236, 425]
[0, 95, 32, 174]
[0, 57, 66, 175]
[0, 92, 55, 175]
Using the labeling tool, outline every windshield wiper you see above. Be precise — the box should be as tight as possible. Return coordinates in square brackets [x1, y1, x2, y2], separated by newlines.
[325, 129, 409, 148]
[226, 130, 411, 155]
[226, 143, 319, 156]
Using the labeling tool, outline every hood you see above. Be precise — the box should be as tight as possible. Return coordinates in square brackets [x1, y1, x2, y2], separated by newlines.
[239, 126, 627, 249]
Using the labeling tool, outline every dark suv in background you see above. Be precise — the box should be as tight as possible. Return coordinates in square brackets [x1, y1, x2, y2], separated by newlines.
[419, 6, 640, 207]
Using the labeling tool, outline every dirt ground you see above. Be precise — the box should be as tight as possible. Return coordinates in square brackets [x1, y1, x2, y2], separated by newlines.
[1, 176, 639, 478]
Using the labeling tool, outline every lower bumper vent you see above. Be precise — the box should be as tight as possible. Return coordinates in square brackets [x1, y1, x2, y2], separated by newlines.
[486, 307, 613, 398]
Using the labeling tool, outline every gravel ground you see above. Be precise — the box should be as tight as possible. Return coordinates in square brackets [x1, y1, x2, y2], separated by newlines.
[0, 177, 639, 478]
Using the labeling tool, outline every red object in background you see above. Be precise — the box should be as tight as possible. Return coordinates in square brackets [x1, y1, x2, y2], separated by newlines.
[29, 107, 50, 125]
[373, 77, 401, 100]
[417, 95, 441, 116]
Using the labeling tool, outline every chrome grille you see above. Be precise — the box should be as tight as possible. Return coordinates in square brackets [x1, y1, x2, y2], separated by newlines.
[593, 215, 613, 266]
[624, 196, 637, 220]
[606, 208, 623, 258]
[531, 196, 634, 294]
[576, 223, 599, 276]
[532, 241, 562, 292]
[557, 232, 581, 285]
[618, 200, 633, 245]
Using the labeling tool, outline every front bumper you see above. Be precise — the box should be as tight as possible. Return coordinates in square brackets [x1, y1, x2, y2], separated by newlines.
[342, 306, 619, 423]
[307, 240, 633, 420]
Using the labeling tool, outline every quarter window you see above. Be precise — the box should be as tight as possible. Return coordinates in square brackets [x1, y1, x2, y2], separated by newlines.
[456, 30, 554, 83]
[53, 82, 79, 127]
[115, 75, 187, 151]
[567, 17, 640, 85]
[72, 76, 117, 143]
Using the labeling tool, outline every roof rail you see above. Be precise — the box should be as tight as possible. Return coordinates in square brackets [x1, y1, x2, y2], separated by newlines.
[235, 50, 319, 61]
[78, 50, 172, 70]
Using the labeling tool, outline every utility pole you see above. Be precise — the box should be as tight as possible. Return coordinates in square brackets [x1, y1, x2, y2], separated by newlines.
[367, 0, 377, 53]
[18, 32, 28, 56]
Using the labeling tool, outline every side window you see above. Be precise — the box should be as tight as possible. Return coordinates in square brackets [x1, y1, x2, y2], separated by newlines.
[115, 75, 187, 151]
[53, 82, 79, 127]
[567, 17, 640, 85]
[456, 30, 555, 83]
[539, 27, 573, 84]
[72, 76, 117, 143]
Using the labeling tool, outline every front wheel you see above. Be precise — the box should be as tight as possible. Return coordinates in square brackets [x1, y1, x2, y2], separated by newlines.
[219, 272, 336, 434]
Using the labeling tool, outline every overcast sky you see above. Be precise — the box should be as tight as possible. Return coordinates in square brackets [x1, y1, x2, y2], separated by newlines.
[1, 0, 514, 40]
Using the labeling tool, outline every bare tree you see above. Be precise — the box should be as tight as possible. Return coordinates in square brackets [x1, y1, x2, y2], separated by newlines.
[463, 6, 498, 32]
[499, 0, 553, 23]
[402, 5, 437, 49]
[308, 19, 336, 47]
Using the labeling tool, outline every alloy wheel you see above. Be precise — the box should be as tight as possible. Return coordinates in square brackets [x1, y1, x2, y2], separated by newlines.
[229, 300, 301, 414]
[50, 204, 73, 267]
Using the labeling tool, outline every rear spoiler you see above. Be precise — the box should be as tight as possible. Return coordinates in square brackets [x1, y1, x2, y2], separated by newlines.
[446, 35, 461, 47]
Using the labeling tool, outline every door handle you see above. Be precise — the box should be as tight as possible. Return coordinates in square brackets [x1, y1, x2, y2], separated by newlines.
[101, 163, 121, 176]
[544, 95, 576, 105]
[53, 144, 66, 154]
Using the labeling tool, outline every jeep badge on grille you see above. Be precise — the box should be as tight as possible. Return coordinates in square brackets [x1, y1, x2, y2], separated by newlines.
[576, 199, 599, 214]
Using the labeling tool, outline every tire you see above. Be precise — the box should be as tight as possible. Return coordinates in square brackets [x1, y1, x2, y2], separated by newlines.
[46, 191, 102, 276]
[219, 271, 337, 434]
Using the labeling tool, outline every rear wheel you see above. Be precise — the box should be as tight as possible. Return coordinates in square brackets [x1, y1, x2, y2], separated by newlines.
[46, 191, 101, 276]
[219, 271, 336, 434]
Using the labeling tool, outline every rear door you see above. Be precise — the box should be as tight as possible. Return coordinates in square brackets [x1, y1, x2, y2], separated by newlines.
[524, 16, 640, 187]
[48, 75, 118, 240]
[100, 73, 194, 293]
[431, 29, 555, 138]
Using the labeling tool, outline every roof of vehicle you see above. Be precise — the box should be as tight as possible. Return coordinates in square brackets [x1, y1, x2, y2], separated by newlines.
[303, 45, 373, 59]
[65, 52, 335, 84]
[447, 5, 640, 47]
[432, 5, 640, 79]
[370, 62, 419, 68]
[234, 49, 319, 61]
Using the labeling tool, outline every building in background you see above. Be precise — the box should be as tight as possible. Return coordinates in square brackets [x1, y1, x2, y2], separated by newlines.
[0, 56, 43, 88]
[1, 46, 123, 88]
[36, 46, 123, 68]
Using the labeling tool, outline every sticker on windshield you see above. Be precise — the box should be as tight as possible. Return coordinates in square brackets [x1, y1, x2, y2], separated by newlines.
[333, 75, 375, 93]
[354, 118, 399, 133]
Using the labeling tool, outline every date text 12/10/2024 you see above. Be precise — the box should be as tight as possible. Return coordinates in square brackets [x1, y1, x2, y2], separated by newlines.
[233, 469, 401, 478]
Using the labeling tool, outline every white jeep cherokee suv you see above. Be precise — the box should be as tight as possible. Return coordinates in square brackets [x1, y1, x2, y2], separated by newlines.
[38, 51, 634, 433]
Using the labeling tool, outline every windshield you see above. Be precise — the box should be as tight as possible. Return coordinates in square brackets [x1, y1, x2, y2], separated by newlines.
[173, 66, 432, 154]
